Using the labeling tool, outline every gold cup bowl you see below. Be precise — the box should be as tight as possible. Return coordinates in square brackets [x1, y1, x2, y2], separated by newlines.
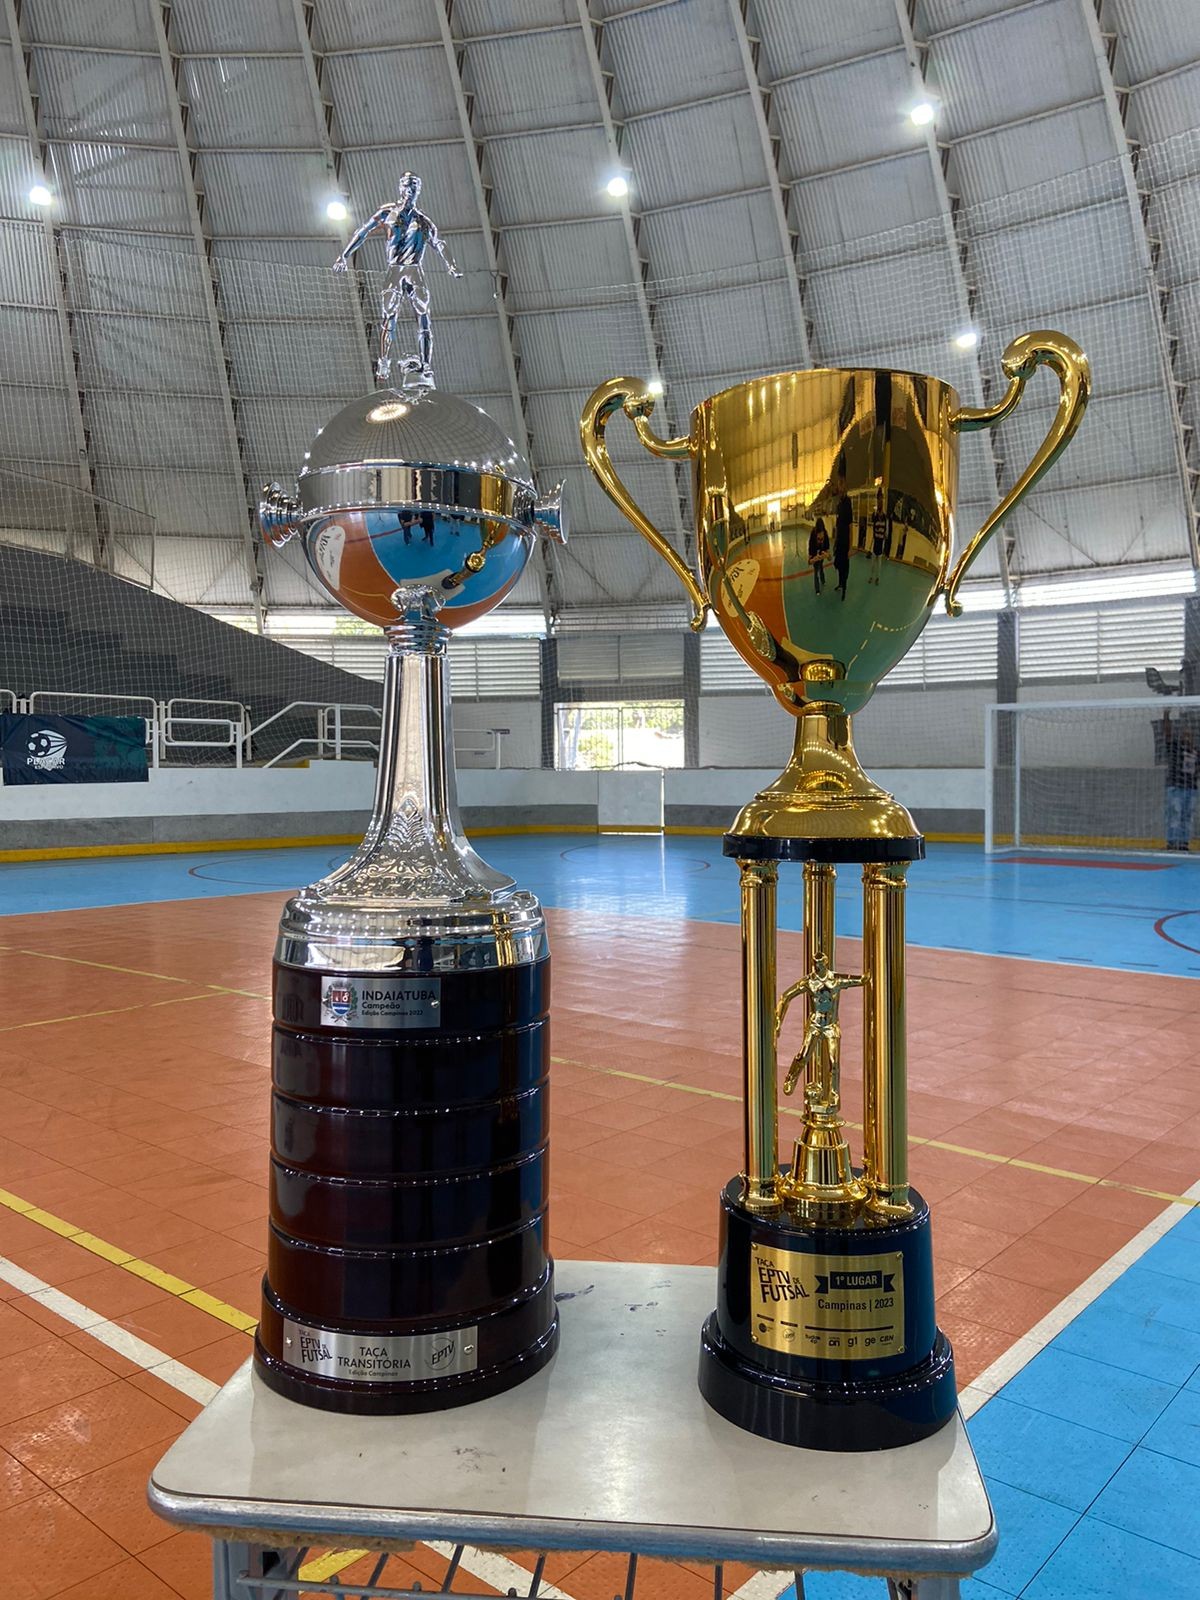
[582, 331, 1089, 849]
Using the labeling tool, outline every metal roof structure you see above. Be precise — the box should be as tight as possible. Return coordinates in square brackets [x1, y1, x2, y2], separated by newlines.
[0, 0, 1197, 625]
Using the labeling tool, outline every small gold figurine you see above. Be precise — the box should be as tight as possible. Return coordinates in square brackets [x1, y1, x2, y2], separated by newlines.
[775, 953, 863, 1099]
[775, 954, 866, 1222]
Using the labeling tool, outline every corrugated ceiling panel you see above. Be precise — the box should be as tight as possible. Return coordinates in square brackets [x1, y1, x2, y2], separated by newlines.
[1007, 480, 1189, 572]
[0, 223, 56, 304]
[32, 48, 173, 144]
[0, 305, 60, 384]
[0, 382, 83, 460]
[604, 0, 744, 112]
[1169, 280, 1200, 380]
[932, 0, 1099, 139]
[514, 302, 651, 387]
[0, 51, 26, 137]
[238, 395, 334, 483]
[755, 0, 899, 78]
[806, 246, 958, 352]
[625, 98, 765, 210]
[995, 386, 1180, 487]
[414, 312, 514, 395]
[468, 31, 596, 134]
[324, 49, 460, 144]
[74, 313, 226, 395]
[224, 321, 363, 400]
[656, 280, 807, 376]
[774, 52, 916, 173]
[1132, 65, 1200, 143]
[951, 103, 1117, 204]
[171, 0, 296, 51]
[183, 58, 317, 149]
[47, 143, 191, 232]
[457, 0, 576, 30]
[96, 470, 246, 538]
[196, 150, 333, 236]
[525, 390, 600, 467]
[315, 0, 434, 51]
[62, 233, 211, 316]
[643, 191, 789, 280]
[85, 392, 236, 472]
[969, 201, 1140, 321]
[212, 238, 338, 275]
[1117, 0, 1200, 79]
[23, 0, 147, 49]
[557, 455, 679, 534]
[921, 0, 1035, 29]
[486, 126, 611, 225]
[0, 145, 41, 218]
[341, 146, 478, 233]
[791, 153, 940, 257]
[503, 219, 633, 304]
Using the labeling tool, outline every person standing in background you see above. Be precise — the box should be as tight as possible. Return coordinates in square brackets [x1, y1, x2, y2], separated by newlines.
[1162, 707, 1199, 851]
[833, 476, 852, 600]
[809, 517, 830, 594]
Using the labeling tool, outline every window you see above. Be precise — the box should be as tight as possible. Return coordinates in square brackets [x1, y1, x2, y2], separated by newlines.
[555, 701, 685, 770]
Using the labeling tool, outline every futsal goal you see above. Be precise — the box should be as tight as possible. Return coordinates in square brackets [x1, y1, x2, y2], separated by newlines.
[984, 696, 1200, 855]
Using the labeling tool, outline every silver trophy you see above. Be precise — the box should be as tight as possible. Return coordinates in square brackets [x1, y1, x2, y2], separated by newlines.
[254, 180, 566, 1413]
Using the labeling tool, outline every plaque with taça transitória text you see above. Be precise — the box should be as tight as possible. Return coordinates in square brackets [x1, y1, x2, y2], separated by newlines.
[750, 1242, 905, 1362]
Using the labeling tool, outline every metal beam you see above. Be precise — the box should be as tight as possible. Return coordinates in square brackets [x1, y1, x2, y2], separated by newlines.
[436, 0, 559, 628]
[289, 0, 375, 391]
[574, 0, 692, 565]
[151, 0, 266, 629]
[1080, 0, 1199, 569]
[3, 0, 107, 570]
[725, 0, 813, 365]
[897, 0, 1015, 601]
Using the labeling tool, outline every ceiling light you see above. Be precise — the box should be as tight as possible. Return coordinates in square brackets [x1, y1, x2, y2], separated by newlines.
[954, 329, 979, 350]
[909, 101, 935, 127]
[326, 199, 349, 222]
[646, 378, 664, 396]
[28, 184, 53, 207]
[605, 174, 629, 198]
[368, 400, 409, 422]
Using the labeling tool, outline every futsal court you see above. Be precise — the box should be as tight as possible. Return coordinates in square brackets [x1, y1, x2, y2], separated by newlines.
[1, 835, 1199, 1598]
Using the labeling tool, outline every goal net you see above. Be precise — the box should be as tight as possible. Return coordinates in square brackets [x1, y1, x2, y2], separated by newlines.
[986, 696, 1200, 855]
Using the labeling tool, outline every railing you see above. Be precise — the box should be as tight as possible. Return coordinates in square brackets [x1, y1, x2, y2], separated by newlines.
[2, 691, 515, 771]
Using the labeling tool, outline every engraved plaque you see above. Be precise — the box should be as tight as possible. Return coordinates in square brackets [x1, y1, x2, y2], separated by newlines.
[281, 1319, 479, 1383]
[750, 1242, 905, 1361]
[320, 974, 441, 1030]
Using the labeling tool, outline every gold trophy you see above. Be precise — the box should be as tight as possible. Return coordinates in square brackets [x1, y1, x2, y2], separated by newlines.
[581, 334, 1089, 1449]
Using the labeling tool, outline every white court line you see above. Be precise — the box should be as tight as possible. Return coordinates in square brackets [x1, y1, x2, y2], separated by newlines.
[0, 1254, 793, 1598]
[0, 1253, 220, 1404]
[957, 1173, 1200, 1419]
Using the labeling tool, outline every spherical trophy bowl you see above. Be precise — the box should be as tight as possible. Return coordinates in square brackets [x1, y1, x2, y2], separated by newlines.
[261, 387, 564, 630]
[582, 331, 1089, 849]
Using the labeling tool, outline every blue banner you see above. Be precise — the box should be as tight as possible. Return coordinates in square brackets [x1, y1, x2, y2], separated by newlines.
[0, 713, 149, 784]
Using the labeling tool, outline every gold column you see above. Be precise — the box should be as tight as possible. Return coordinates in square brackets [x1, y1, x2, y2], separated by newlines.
[739, 859, 779, 1212]
[862, 863, 912, 1219]
[801, 860, 836, 1060]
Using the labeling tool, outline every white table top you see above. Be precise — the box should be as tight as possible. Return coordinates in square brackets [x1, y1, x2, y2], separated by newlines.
[149, 1261, 995, 1573]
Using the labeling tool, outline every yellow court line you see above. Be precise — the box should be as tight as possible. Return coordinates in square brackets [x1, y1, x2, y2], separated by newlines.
[0, 944, 270, 1001]
[0, 1186, 258, 1334]
[552, 1054, 1200, 1209]
[0, 989, 230, 1034]
[298, 1550, 374, 1583]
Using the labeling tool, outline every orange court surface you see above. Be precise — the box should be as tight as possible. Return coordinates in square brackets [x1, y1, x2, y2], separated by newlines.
[1, 845, 1199, 1598]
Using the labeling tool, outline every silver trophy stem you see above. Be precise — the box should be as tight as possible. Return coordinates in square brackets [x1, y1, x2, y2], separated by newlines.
[275, 605, 544, 974]
[357, 618, 513, 899]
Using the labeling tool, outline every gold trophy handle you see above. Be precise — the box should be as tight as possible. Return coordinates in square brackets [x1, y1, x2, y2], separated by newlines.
[579, 377, 711, 631]
[944, 330, 1091, 616]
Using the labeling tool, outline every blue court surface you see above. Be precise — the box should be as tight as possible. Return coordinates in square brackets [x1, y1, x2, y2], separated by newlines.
[3, 834, 1200, 977]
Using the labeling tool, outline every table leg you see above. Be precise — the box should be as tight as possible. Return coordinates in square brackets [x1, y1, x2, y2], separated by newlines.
[887, 1578, 962, 1599]
[214, 1540, 306, 1600]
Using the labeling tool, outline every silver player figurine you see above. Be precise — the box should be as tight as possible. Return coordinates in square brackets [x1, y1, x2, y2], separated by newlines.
[333, 170, 463, 386]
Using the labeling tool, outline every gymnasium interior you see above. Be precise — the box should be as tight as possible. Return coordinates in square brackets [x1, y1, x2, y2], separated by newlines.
[1, 2, 1200, 1598]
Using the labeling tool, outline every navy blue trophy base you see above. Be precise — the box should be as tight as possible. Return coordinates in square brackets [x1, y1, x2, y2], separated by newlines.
[698, 1178, 956, 1450]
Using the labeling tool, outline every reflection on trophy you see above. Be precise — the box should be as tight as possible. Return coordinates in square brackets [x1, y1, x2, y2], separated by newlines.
[252, 177, 566, 1413]
[582, 333, 1089, 1449]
